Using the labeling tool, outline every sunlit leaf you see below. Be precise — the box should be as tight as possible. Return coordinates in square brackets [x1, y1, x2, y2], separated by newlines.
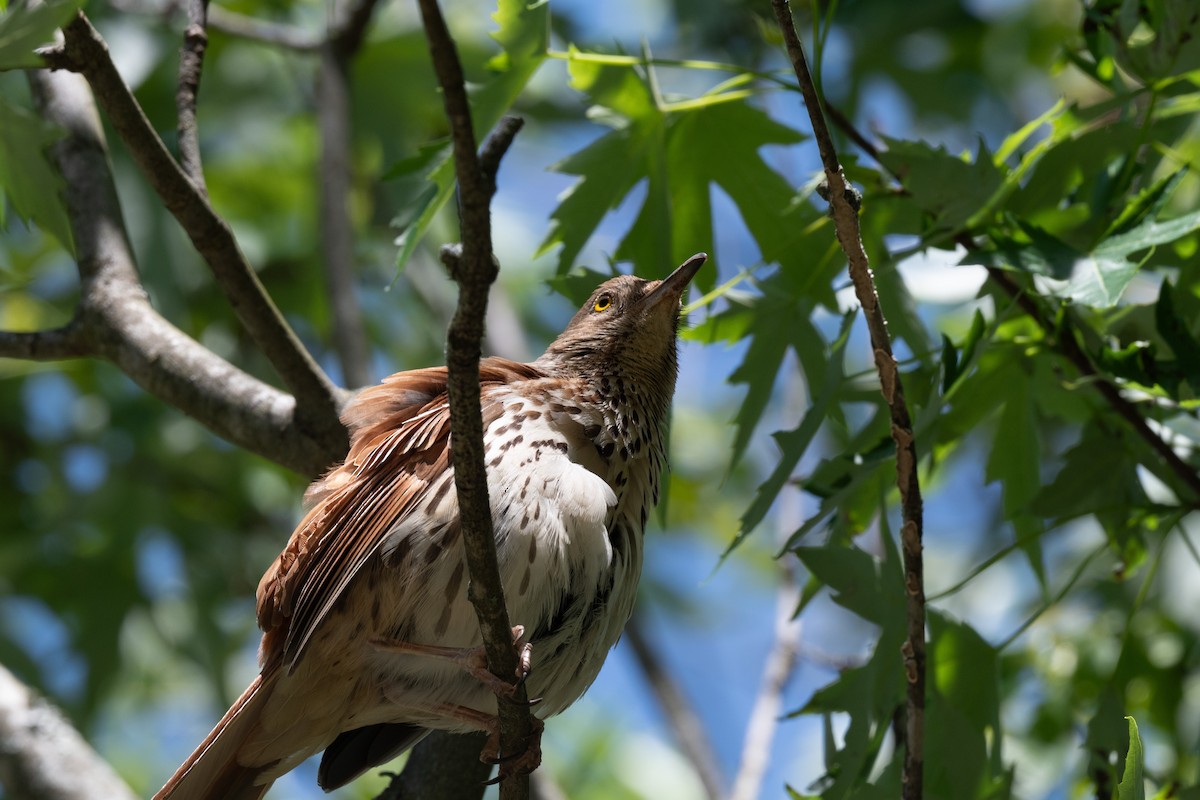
[1118, 717, 1145, 800]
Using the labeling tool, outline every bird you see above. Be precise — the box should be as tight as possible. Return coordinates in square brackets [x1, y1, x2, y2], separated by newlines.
[154, 253, 707, 800]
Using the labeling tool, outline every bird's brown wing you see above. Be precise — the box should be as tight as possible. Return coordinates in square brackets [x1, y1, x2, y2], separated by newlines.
[256, 357, 546, 672]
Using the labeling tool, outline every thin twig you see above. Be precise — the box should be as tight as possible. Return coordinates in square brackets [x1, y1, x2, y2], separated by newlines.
[176, 0, 209, 193]
[769, 2, 927, 798]
[54, 13, 348, 449]
[730, 566, 801, 800]
[625, 618, 725, 800]
[415, 1, 534, 798]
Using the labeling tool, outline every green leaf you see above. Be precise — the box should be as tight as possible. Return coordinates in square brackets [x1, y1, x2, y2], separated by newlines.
[1118, 717, 1145, 800]
[692, 287, 823, 470]
[1105, 168, 1187, 237]
[0, 0, 82, 69]
[1155, 279, 1200, 389]
[391, 0, 548, 271]
[542, 54, 808, 288]
[1097, 207, 1200, 261]
[732, 312, 853, 549]
[928, 612, 1002, 733]
[795, 543, 900, 627]
[974, 219, 1158, 308]
[983, 370, 1046, 585]
[0, 97, 74, 254]
[877, 137, 1005, 233]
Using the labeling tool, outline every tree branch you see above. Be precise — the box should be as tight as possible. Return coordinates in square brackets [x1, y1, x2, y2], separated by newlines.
[769, 3, 927, 798]
[415, 1, 533, 797]
[176, 0, 209, 193]
[0, 325, 88, 360]
[0, 665, 139, 800]
[24, 61, 342, 478]
[316, 0, 379, 388]
[625, 618, 725, 800]
[53, 13, 348, 450]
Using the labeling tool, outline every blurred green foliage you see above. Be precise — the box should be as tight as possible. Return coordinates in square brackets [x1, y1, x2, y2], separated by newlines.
[2, 0, 1200, 798]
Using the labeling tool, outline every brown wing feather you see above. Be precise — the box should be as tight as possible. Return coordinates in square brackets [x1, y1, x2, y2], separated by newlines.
[256, 357, 546, 672]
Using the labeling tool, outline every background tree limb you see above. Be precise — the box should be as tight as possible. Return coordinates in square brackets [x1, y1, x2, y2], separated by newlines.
[0, 665, 138, 800]
[53, 13, 348, 446]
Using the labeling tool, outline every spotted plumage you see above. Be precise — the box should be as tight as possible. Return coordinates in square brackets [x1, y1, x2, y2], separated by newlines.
[155, 254, 707, 800]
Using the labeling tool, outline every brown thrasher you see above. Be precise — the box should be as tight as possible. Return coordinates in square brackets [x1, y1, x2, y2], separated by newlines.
[155, 254, 707, 800]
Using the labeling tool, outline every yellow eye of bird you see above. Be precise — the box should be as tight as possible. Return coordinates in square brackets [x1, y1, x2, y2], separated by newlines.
[593, 295, 612, 312]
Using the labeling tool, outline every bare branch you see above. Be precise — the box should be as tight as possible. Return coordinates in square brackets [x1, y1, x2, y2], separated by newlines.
[176, 0, 209, 193]
[415, 0, 534, 797]
[56, 12, 348, 449]
[769, 2, 926, 797]
[0, 664, 139, 800]
[730, 569, 801, 800]
[25, 62, 342, 477]
[625, 618, 725, 800]
[0, 325, 87, 360]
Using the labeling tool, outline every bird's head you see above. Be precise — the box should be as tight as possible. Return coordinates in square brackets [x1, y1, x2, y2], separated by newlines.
[537, 254, 707, 395]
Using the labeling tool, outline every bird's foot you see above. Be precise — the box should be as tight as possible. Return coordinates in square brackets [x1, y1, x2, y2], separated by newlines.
[370, 625, 532, 702]
[481, 715, 545, 783]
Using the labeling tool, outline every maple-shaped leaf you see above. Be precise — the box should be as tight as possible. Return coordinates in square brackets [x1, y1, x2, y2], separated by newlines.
[539, 54, 809, 289]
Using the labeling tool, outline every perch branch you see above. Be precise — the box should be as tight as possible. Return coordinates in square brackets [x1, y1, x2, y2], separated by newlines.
[415, 0, 533, 796]
[0, 665, 139, 800]
[769, 2, 927, 798]
[53, 13, 348, 450]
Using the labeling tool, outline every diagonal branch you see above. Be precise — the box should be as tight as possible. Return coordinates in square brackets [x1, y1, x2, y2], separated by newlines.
[769, 2, 927, 798]
[0, 664, 139, 800]
[414, 1, 533, 798]
[52, 13, 348, 448]
[24, 61, 342, 478]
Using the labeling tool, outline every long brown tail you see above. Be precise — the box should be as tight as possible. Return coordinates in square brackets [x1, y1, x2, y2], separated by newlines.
[154, 672, 278, 800]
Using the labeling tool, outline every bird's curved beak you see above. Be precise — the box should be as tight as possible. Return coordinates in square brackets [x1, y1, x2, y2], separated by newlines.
[642, 253, 707, 310]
